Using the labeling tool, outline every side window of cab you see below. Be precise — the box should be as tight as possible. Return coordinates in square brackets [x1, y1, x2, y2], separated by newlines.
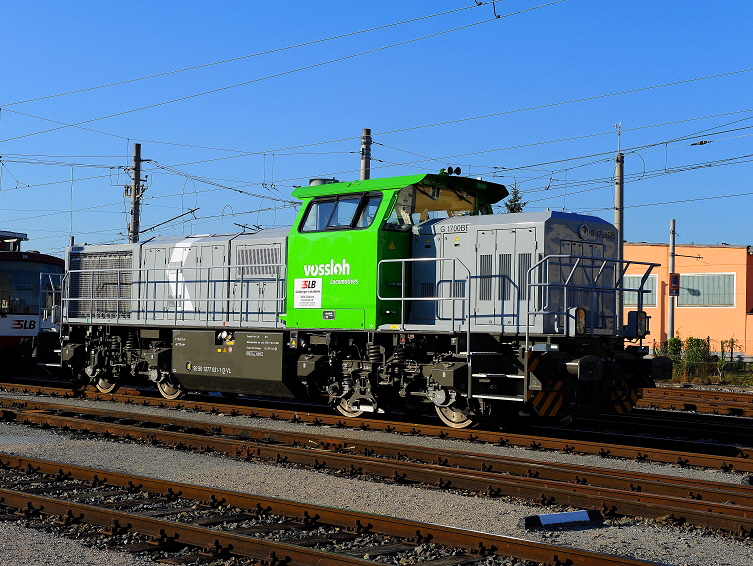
[300, 192, 382, 232]
[383, 184, 481, 231]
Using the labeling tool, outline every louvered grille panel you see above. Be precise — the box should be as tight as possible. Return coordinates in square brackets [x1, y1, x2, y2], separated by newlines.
[518, 253, 532, 301]
[68, 251, 132, 319]
[453, 280, 465, 298]
[479, 254, 492, 301]
[236, 246, 281, 277]
[499, 253, 512, 301]
[420, 282, 435, 298]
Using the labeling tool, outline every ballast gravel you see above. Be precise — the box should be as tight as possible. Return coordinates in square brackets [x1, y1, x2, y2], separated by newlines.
[0, 520, 153, 566]
[0, 390, 751, 565]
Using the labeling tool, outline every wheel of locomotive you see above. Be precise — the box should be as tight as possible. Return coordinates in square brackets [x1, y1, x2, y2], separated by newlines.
[435, 398, 475, 428]
[334, 397, 365, 418]
[157, 378, 185, 400]
[94, 374, 120, 394]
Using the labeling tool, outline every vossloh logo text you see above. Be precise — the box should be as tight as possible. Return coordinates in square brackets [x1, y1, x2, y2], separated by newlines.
[303, 259, 350, 277]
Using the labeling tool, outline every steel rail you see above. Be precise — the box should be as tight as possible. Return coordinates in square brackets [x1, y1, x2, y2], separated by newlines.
[0, 487, 371, 565]
[1, 387, 752, 473]
[2, 396, 753, 507]
[7, 379, 753, 423]
[3, 401, 753, 536]
[573, 409, 753, 447]
[641, 388, 753, 417]
[644, 388, 753, 404]
[0, 454, 659, 566]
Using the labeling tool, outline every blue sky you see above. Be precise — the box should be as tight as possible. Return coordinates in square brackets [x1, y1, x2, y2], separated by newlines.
[1, 1, 751, 255]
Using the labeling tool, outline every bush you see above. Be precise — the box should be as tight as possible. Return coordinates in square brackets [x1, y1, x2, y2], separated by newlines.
[657, 335, 714, 382]
[654, 335, 753, 383]
[664, 337, 683, 362]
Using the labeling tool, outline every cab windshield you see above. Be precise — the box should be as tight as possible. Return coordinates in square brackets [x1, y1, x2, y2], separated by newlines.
[300, 192, 382, 232]
[384, 184, 487, 230]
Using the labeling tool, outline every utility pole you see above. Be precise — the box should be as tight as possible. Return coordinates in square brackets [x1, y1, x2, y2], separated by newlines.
[668, 218, 676, 340]
[360, 128, 372, 181]
[614, 151, 624, 333]
[128, 143, 144, 243]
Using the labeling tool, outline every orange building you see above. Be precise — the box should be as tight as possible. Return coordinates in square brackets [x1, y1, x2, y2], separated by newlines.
[623, 243, 753, 357]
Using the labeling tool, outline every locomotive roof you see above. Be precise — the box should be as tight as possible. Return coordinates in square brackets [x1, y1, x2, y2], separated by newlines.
[501, 210, 611, 224]
[136, 229, 289, 247]
[0, 250, 64, 267]
[69, 229, 289, 253]
[415, 209, 613, 235]
[291, 174, 508, 204]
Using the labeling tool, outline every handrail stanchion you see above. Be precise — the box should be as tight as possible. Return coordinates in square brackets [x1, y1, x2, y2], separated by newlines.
[401, 259, 406, 330]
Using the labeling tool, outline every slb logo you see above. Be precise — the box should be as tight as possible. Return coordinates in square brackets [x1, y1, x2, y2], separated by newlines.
[11, 320, 36, 330]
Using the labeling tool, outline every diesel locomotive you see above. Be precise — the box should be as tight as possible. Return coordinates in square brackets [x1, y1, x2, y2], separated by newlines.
[43, 173, 670, 427]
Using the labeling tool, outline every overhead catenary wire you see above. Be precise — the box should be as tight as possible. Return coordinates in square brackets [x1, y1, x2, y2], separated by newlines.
[4, 107, 752, 228]
[0, 3, 483, 108]
[149, 162, 298, 204]
[373, 117, 753, 179]
[3, 67, 752, 167]
[166, 96, 753, 170]
[139, 130, 753, 211]
[6, 91, 753, 250]
[514, 153, 753, 208]
[18, 148, 744, 233]
[583, 189, 753, 213]
[1, 1, 542, 144]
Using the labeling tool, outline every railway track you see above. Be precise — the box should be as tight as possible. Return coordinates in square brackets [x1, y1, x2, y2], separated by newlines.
[572, 408, 753, 447]
[1, 380, 751, 474]
[3, 397, 753, 539]
[9, 377, 753, 425]
[0, 453, 659, 565]
[641, 387, 753, 417]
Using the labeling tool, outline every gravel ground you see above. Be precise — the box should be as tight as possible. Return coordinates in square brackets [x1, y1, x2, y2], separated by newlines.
[0, 391, 751, 565]
[0, 520, 153, 566]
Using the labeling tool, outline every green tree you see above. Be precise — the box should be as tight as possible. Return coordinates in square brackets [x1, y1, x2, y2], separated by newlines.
[504, 185, 527, 213]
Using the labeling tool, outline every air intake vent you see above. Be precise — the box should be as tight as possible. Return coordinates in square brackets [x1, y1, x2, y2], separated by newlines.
[518, 253, 532, 300]
[499, 253, 512, 301]
[420, 282, 436, 298]
[236, 245, 281, 277]
[68, 251, 133, 319]
[479, 254, 493, 301]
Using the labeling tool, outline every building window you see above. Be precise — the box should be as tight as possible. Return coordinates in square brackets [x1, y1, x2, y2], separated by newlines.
[623, 274, 657, 307]
[677, 273, 735, 307]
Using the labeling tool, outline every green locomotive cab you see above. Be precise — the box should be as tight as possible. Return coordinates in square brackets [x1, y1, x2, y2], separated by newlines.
[284, 174, 507, 331]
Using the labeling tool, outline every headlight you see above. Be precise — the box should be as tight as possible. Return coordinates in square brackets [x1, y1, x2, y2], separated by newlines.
[575, 307, 587, 335]
[626, 310, 648, 338]
[635, 310, 647, 338]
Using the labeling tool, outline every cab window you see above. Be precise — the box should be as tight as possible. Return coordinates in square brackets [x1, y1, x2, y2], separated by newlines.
[327, 197, 362, 228]
[301, 200, 336, 232]
[356, 195, 381, 227]
[300, 193, 382, 232]
[384, 184, 483, 231]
